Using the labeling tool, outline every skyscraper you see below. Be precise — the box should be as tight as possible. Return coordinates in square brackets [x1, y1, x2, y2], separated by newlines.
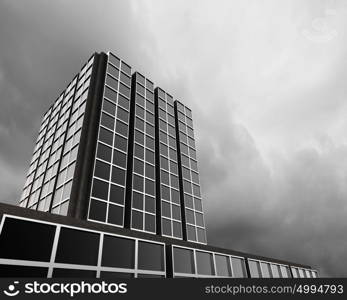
[0, 51, 318, 278]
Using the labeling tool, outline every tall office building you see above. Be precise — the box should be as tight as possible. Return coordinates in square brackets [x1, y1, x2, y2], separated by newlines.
[0, 51, 318, 278]
[18, 52, 206, 244]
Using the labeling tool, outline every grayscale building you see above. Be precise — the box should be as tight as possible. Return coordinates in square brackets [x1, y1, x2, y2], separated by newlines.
[0, 51, 318, 278]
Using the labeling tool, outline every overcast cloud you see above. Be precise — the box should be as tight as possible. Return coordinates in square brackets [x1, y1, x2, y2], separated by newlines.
[1, 0, 347, 277]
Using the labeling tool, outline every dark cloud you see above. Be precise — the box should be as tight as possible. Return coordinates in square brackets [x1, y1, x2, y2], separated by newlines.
[0, 0, 346, 277]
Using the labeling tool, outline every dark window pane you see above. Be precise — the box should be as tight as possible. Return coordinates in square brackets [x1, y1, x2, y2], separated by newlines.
[135, 117, 144, 131]
[194, 198, 202, 212]
[113, 150, 127, 168]
[215, 255, 231, 277]
[89, 199, 107, 222]
[103, 99, 116, 115]
[187, 225, 196, 241]
[94, 160, 110, 181]
[185, 195, 193, 208]
[171, 175, 179, 189]
[104, 86, 117, 102]
[97, 143, 112, 162]
[55, 228, 100, 265]
[121, 62, 131, 76]
[116, 120, 128, 137]
[136, 82, 145, 95]
[106, 75, 118, 91]
[138, 241, 164, 271]
[118, 94, 130, 110]
[172, 221, 182, 238]
[132, 210, 143, 230]
[136, 104, 145, 118]
[162, 218, 171, 236]
[114, 134, 127, 152]
[107, 64, 119, 79]
[145, 179, 155, 195]
[92, 178, 108, 200]
[231, 257, 247, 278]
[133, 174, 144, 191]
[146, 136, 154, 150]
[119, 83, 130, 98]
[117, 107, 129, 123]
[110, 184, 124, 205]
[146, 100, 154, 112]
[146, 149, 155, 164]
[108, 54, 120, 68]
[146, 113, 154, 125]
[120, 72, 131, 86]
[100, 271, 134, 279]
[53, 269, 96, 278]
[134, 144, 144, 159]
[195, 212, 204, 227]
[133, 158, 144, 175]
[144, 214, 155, 232]
[146, 79, 153, 91]
[102, 235, 135, 268]
[99, 127, 113, 146]
[172, 204, 181, 220]
[0, 218, 55, 262]
[196, 251, 214, 275]
[134, 158, 144, 175]
[186, 209, 195, 224]
[173, 247, 195, 274]
[171, 189, 180, 204]
[161, 185, 170, 200]
[160, 156, 168, 170]
[132, 191, 143, 210]
[145, 195, 155, 213]
[145, 163, 155, 179]
[162, 201, 171, 218]
[108, 204, 123, 226]
[0, 265, 48, 277]
[197, 228, 206, 244]
[112, 167, 126, 186]
[101, 112, 114, 130]
[135, 130, 144, 144]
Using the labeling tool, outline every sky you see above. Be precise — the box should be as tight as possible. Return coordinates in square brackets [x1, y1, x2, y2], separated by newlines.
[0, 0, 347, 277]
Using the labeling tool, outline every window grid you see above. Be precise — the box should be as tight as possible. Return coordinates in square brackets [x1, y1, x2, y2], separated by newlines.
[51, 59, 93, 216]
[130, 72, 156, 234]
[176, 101, 206, 244]
[20, 106, 53, 207]
[157, 88, 182, 240]
[0, 215, 166, 278]
[88, 53, 131, 228]
[24, 95, 64, 209]
[291, 266, 318, 278]
[19, 55, 94, 215]
[248, 258, 306, 278]
[172, 245, 247, 278]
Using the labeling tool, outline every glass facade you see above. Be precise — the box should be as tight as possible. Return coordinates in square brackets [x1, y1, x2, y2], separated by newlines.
[130, 72, 156, 234]
[247, 258, 314, 278]
[0, 216, 165, 278]
[88, 52, 131, 227]
[175, 101, 206, 244]
[155, 88, 182, 240]
[172, 245, 247, 278]
[19, 55, 94, 216]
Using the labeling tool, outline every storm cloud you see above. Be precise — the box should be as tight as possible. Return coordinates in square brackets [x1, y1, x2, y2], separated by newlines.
[1, 0, 347, 276]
